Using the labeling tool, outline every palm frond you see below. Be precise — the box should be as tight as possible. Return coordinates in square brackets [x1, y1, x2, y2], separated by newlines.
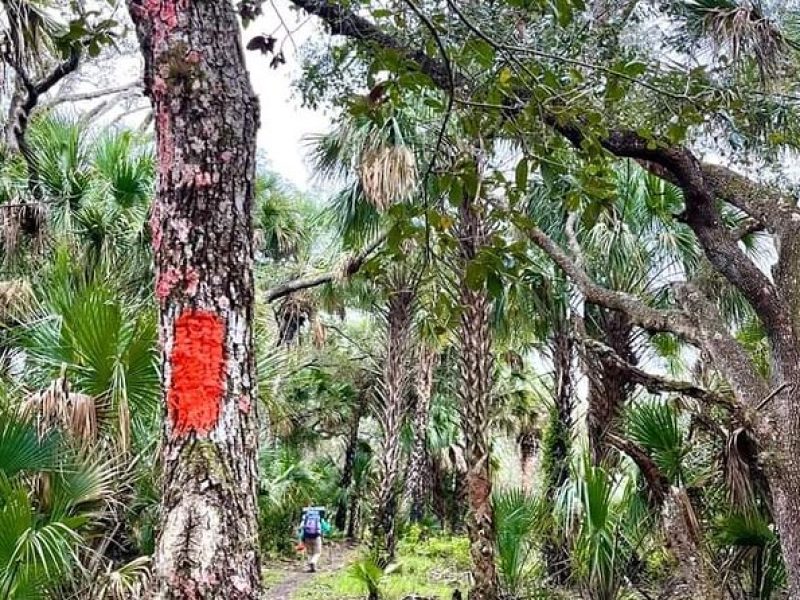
[0, 415, 59, 477]
[626, 400, 688, 485]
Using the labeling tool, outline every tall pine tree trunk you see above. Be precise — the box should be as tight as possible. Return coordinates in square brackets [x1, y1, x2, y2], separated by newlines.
[372, 279, 414, 565]
[406, 344, 438, 523]
[126, 1, 260, 596]
[456, 191, 499, 600]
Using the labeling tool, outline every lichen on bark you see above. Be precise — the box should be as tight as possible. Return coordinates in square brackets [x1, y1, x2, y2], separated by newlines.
[125, 0, 262, 597]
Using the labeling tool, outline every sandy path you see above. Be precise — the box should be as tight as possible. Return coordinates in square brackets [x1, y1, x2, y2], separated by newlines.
[263, 542, 359, 600]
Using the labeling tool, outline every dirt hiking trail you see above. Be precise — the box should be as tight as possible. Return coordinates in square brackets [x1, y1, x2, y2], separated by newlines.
[263, 542, 359, 600]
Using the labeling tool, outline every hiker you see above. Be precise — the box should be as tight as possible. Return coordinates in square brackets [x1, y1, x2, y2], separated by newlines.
[298, 506, 331, 572]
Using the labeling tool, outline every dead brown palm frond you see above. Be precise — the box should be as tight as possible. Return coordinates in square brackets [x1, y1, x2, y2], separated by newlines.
[2, 202, 46, 262]
[724, 426, 758, 510]
[358, 141, 417, 212]
[275, 292, 317, 347]
[311, 314, 326, 349]
[0, 277, 34, 322]
[23, 374, 98, 447]
[90, 556, 151, 600]
[117, 392, 131, 455]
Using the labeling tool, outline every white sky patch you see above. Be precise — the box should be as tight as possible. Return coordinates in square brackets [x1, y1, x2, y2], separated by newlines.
[246, 1, 331, 192]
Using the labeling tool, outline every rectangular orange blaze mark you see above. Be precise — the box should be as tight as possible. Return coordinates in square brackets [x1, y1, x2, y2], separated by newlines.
[167, 310, 226, 436]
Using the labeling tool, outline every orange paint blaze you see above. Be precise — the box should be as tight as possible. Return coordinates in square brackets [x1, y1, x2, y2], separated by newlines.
[167, 310, 226, 436]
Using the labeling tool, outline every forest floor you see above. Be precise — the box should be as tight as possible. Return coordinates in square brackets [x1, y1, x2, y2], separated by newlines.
[262, 541, 360, 600]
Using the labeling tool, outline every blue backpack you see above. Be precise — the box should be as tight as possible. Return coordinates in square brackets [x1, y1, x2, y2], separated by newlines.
[303, 509, 321, 539]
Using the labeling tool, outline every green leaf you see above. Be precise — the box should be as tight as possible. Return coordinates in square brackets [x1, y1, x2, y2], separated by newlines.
[465, 261, 486, 291]
[464, 39, 496, 69]
[515, 158, 529, 192]
[554, 0, 573, 27]
[486, 271, 503, 298]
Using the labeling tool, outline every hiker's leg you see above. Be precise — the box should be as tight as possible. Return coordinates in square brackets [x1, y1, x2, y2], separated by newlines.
[309, 537, 322, 568]
[303, 540, 314, 569]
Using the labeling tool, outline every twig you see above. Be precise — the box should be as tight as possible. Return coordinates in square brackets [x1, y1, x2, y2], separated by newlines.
[755, 382, 793, 411]
[445, 0, 688, 101]
[38, 81, 140, 111]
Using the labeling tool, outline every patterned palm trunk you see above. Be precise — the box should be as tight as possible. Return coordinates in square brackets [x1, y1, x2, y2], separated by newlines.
[406, 344, 438, 523]
[371, 279, 414, 565]
[542, 325, 574, 586]
[125, 0, 261, 597]
[586, 307, 635, 465]
[518, 429, 539, 494]
[456, 195, 499, 600]
[336, 393, 366, 531]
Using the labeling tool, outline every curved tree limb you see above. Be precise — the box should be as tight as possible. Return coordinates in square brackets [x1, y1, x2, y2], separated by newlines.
[4, 46, 81, 200]
[38, 81, 141, 112]
[580, 336, 732, 409]
[265, 233, 386, 303]
[525, 223, 700, 341]
[607, 433, 668, 506]
[671, 283, 769, 411]
[286, 0, 467, 90]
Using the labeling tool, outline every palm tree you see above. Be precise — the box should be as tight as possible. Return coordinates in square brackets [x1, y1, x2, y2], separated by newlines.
[0, 408, 125, 599]
[405, 341, 439, 523]
[557, 456, 649, 600]
[335, 385, 369, 532]
[454, 169, 499, 600]
[371, 267, 416, 565]
[531, 163, 701, 466]
[622, 399, 725, 599]
[306, 105, 424, 565]
[493, 360, 547, 494]
[19, 259, 161, 452]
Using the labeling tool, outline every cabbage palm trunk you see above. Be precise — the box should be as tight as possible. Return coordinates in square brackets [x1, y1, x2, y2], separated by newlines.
[336, 392, 366, 531]
[587, 307, 635, 465]
[518, 429, 538, 494]
[456, 191, 499, 600]
[406, 344, 438, 523]
[372, 278, 414, 565]
[542, 325, 574, 586]
[125, 1, 261, 596]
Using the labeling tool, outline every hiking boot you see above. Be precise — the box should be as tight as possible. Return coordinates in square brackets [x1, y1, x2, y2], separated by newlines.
[308, 564, 316, 573]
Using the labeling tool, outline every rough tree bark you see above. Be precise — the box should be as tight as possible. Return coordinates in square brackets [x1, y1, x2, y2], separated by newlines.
[586, 307, 634, 465]
[336, 391, 366, 531]
[661, 487, 725, 600]
[518, 428, 538, 494]
[406, 344, 438, 523]
[371, 277, 414, 565]
[456, 188, 499, 600]
[542, 324, 574, 586]
[125, 1, 261, 597]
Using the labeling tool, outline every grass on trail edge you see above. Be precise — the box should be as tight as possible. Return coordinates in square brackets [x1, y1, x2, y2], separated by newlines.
[281, 534, 471, 599]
